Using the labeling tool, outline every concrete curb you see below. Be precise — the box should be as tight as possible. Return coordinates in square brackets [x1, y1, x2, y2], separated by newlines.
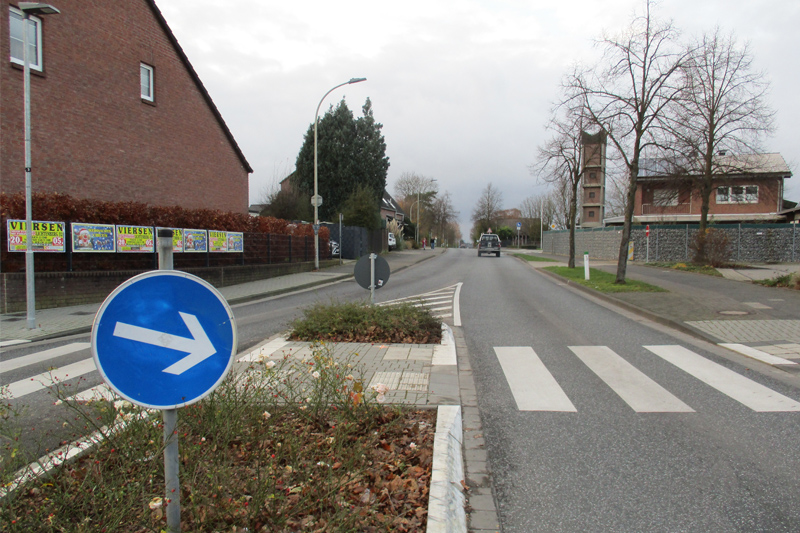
[427, 405, 467, 533]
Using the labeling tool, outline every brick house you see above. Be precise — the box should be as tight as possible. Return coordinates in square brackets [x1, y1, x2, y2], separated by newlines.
[1, 0, 251, 213]
[605, 153, 793, 225]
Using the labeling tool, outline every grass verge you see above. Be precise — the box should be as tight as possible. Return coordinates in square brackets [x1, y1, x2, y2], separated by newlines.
[513, 253, 558, 262]
[544, 266, 667, 293]
[755, 274, 797, 289]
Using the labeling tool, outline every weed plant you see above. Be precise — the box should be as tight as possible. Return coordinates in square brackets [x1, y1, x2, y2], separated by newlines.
[1, 344, 435, 532]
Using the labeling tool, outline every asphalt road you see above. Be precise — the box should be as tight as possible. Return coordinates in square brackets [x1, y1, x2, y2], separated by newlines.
[7, 248, 800, 532]
[457, 249, 800, 532]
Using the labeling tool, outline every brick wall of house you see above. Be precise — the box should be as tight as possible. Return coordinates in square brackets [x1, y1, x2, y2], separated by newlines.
[0, 0, 249, 214]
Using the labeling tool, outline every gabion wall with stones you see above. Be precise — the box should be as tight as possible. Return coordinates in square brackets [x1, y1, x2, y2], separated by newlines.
[542, 224, 800, 263]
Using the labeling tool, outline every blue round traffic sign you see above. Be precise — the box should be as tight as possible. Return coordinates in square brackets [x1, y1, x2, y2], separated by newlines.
[91, 270, 237, 409]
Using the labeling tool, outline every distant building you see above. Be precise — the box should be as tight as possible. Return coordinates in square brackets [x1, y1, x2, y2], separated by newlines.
[1, 0, 251, 213]
[381, 190, 405, 223]
[606, 152, 793, 225]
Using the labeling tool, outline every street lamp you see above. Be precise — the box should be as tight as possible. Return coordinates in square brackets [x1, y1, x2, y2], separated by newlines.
[313, 77, 366, 269]
[20, 2, 59, 329]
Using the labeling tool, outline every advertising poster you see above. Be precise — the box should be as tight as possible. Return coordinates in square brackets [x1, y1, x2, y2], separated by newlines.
[72, 222, 115, 252]
[156, 227, 184, 253]
[184, 229, 208, 253]
[227, 232, 244, 252]
[116, 225, 155, 253]
[209, 230, 228, 252]
[7, 219, 66, 252]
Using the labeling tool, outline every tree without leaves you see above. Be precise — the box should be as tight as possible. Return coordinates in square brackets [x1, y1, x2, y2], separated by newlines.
[471, 183, 503, 241]
[565, 0, 689, 283]
[294, 98, 389, 221]
[394, 172, 439, 242]
[670, 29, 774, 263]
[536, 110, 588, 268]
[430, 191, 459, 243]
[518, 196, 539, 246]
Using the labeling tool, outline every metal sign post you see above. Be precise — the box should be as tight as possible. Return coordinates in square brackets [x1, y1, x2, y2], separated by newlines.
[92, 228, 237, 533]
[646, 225, 650, 263]
[370, 253, 376, 304]
[354, 254, 390, 305]
[158, 230, 180, 532]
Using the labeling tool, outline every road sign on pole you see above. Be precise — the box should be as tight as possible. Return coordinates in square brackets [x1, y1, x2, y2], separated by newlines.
[91, 270, 237, 410]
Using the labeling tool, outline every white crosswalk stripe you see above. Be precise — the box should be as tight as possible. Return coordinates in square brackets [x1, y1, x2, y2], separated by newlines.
[645, 345, 800, 412]
[495, 347, 576, 411]
[379, 284, 462, 322]
[494, 344, 800, 413]
[570, 346, 694, 412]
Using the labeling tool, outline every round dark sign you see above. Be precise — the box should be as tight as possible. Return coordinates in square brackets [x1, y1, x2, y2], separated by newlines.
[354, 254, 390, 290]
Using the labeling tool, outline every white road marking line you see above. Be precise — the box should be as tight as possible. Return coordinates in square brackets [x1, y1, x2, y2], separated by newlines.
[7, 358, 98, 399]
[719, 343, 797, 366]
[237, 336, 290, 362]
[1, 342, 91, 374]
[1, 339, 31, 348]
[56, 384, 116, 405]
[453, 282, 462, 326]
[743, 302, 772, 310]
[570, 346, 694, 412]
[494, 347, 576, 412]
[645, 345, 800, 412]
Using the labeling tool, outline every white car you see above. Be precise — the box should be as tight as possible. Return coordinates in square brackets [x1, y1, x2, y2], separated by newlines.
[388, 232, 396, 251]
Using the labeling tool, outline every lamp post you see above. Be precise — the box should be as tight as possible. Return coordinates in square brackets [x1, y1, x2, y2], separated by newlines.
[409, 199, 419, 244]
[20, 2, 59, 330]
[313, 77, 366, 270]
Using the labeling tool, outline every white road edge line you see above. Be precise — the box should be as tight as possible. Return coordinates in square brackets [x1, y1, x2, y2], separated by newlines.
[719, 343, 797, 366]
[453, 282, 462, 327]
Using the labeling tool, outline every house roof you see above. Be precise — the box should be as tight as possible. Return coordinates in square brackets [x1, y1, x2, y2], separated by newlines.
[638, 153, 791, 180]
[382, 190, 406, 217]
[148, 1, 252, 174]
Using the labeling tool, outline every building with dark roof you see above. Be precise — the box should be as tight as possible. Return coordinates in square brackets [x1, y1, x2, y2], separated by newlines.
[1, 0, 252, 213]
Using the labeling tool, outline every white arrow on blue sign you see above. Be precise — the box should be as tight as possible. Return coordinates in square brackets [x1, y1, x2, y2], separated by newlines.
[91, 270, 237, 410]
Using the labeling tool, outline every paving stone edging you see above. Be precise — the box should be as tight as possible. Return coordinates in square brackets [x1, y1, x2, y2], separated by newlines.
[427, 405, 467, 532]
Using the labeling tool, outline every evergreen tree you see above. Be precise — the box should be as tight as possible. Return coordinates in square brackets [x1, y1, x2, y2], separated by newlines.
[294, 98, 389, 221]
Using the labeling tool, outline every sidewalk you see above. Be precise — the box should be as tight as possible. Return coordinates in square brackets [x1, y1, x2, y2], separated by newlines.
[519, 250, 800, 366]
[0, 247, 445, 343]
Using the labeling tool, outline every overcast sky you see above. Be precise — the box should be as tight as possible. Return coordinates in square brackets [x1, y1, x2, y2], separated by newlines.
[157, 0, 799, 238]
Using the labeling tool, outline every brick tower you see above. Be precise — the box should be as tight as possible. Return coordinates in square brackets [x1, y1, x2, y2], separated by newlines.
[580, 131, 607, 227]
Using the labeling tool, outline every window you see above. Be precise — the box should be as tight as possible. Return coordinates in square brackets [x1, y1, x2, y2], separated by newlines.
[653, 188, 678, 206]
[588, 210, 595, 218]
[716, 185, 758, 204]
[9, 7, 43, 71]
[589, 172, 597, 180]
[140, 63, 154, 101]
[589, 192, 596, 199]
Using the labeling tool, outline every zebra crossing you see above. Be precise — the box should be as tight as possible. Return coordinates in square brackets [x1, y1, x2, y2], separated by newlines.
[379, 283, 462, 325]
[1, 342, 113, 403]
[495, 345, 800, 413]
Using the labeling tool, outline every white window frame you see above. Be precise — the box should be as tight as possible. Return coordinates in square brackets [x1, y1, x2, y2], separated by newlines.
[140, 63, 154, 102]
[716, 185, 758, 204]
[9, 7, 43, 71]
